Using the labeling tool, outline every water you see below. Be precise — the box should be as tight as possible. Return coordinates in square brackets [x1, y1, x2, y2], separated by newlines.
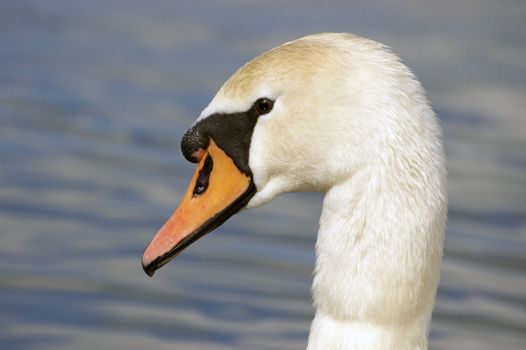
[1, 1, 525, 349]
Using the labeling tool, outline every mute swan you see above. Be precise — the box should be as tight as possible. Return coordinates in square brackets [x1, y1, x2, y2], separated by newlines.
[142, 33, 446, 350]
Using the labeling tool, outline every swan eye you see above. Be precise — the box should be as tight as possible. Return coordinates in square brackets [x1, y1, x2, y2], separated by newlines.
[254, 98, 274, 115]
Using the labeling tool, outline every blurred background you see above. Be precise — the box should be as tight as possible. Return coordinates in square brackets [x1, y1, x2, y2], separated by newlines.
[1, 1, 525, 349]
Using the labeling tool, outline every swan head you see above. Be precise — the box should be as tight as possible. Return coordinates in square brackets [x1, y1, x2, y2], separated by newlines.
[142, 33, 441, 276]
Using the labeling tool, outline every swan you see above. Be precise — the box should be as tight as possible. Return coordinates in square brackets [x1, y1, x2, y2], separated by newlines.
[142, 33, 447, 350]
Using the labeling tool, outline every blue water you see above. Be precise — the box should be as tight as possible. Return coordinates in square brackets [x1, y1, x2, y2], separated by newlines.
[1, 1, 525, 349]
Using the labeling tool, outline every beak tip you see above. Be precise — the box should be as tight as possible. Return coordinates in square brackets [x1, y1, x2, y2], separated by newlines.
[142, 260, 156, 277]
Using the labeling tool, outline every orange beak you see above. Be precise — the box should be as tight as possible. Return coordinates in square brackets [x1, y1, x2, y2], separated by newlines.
[142, 139, 255, 276]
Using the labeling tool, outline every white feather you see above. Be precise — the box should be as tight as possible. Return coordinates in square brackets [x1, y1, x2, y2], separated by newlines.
[197, 33, 446, 350]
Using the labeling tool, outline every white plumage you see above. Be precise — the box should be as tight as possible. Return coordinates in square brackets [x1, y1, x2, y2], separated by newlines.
[196, 33, 447, 349]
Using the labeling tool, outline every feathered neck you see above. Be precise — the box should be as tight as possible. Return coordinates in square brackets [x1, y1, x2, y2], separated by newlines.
[307, 154, 446, 350]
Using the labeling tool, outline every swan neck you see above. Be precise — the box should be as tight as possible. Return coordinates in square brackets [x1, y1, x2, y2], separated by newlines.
[307, 167, 445, 350]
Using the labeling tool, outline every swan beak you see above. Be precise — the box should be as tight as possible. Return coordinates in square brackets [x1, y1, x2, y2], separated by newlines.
[142, 139, 255, 277]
